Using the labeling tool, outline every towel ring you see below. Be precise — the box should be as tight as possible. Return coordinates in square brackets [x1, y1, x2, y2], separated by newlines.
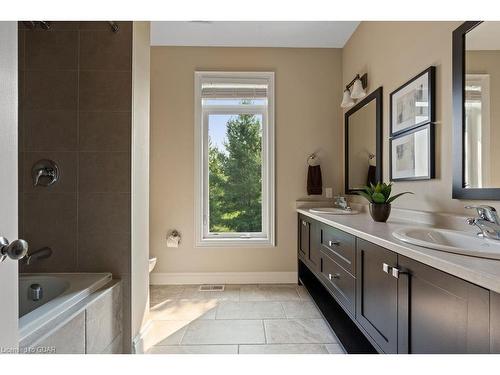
[307, 153, 318, 166]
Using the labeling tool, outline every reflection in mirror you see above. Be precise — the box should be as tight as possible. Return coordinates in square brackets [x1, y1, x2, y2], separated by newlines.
[465, 22, 500, 188]
[348, 100, 377, 190]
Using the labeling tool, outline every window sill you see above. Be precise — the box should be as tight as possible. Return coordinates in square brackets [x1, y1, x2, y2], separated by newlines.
[196, 237, 275, 248]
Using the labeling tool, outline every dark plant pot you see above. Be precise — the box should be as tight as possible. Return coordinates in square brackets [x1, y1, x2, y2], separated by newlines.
[369, 203, 391, 222]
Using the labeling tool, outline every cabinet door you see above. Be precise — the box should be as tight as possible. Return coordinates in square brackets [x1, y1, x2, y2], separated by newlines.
[298, 216, 310, 260]
[397, 256, 490, 353]
[308, 221, 321, 271]
[356, 239, 398, 353]
[492, 292, 500, 353]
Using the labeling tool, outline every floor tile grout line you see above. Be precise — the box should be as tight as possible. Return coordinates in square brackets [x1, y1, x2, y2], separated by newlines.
[280, 301, 290, 319]
[262, 319, 267, 344]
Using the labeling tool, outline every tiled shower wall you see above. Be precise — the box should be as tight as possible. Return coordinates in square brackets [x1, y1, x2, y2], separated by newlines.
[18, 21, 132, 350]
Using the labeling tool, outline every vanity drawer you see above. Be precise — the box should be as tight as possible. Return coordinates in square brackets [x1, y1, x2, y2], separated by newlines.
[321, 251, 355, 315]
[320, 224, 356, 275]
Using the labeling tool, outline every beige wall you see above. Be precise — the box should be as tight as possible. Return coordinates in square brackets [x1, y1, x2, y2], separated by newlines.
[342, 21, 500, 214]
[150, 47, 342, 274]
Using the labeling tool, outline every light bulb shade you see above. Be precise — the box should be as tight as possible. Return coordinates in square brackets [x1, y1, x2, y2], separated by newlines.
[350, 78, 366, 99]
[341, 89, 355, 108]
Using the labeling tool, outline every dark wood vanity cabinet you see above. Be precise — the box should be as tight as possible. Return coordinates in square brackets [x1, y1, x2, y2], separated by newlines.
[356, 239, 398, 353]
[298, 215, 320, 272]
[397, 256, 490, 353]
[298, 216, 310, 260]
[298, 214, 498, 354]
[492, 292, 500, 353]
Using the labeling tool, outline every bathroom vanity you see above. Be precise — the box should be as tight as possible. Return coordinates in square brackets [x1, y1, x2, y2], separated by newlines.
[297, 209, 500, 354]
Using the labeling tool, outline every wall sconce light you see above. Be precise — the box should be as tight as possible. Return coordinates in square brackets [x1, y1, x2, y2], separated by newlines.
[340, 73, 368, 108]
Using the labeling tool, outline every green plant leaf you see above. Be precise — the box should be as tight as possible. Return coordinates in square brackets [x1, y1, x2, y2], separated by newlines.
[372, 192, 386, 203]
[374, 182, 383, 193]
[387, 191, 414, 203]
[357, 191, 373, 203]
[381, 183, 392, 199]
[362, 185, 373, 195]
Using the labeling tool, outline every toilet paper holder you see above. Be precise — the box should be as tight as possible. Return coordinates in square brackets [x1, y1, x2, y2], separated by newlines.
[166, 230, 181, 248]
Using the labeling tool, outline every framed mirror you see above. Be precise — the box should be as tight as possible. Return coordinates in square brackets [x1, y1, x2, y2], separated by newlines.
[345, 87, 383, 194]
[453, 21, 500, 199]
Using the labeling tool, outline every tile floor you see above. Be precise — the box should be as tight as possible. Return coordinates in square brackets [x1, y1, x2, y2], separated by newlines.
[145, 284, 346, 354]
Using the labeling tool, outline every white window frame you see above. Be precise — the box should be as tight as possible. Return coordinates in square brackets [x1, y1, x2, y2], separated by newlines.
[194, 71, 275, 247]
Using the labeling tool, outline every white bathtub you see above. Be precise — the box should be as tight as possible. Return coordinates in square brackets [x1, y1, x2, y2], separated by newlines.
[19, 273, 112, 341]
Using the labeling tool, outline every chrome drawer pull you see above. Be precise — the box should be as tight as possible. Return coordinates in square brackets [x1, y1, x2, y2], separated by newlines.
[382, 263, 391, 274]
[328, 273, 340, 280]
[328, 240, 339, 247]
[391, 267, 409, 279]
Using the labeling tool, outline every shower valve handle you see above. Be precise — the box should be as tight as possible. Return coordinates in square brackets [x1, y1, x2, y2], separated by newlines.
[0, 237, 29, 262]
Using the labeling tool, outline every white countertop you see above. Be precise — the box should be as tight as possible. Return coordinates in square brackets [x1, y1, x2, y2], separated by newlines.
[297, 208, 500, 294]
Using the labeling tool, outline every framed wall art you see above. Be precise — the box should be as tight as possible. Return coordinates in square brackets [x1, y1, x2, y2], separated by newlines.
[390, 66, 435, 136]
[390, 123, 435, 181]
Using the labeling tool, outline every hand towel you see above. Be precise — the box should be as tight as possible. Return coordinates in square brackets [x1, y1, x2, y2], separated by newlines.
[367, 165, 377, 186]
[307, 165, 323, 195]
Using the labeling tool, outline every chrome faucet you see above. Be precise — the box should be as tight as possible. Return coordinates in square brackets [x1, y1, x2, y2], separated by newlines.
[22, 247, 53, 265]
[334, 195, 350, 210]
[465, 205, 500, 240]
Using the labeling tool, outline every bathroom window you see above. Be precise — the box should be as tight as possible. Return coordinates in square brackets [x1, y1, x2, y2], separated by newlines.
[194, 72, 275, 246]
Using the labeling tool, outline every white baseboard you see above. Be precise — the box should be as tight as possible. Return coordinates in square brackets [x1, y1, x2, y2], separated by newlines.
[149, 272, 298, 285]
[132, 319, 153, 354]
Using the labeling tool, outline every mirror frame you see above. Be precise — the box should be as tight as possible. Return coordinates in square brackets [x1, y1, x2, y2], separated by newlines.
[344, 87, 383, 194]
[451, 21, 500, 199]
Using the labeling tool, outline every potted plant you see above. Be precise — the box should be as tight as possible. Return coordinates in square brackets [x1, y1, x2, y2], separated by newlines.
[357, 182, 413, 222]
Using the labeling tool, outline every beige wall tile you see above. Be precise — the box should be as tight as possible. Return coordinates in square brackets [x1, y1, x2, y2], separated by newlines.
[79, 30, 132, 71]
[79, 112, 131, 152]
[25, 30, 78, 70]
[77, 231, 131, 274]
[78, 192, 131, 233]
[79, 71, 132, 111]
[24, 110, 78, 152]
[33, 312, 85, 354]
[21, 192, 77, 272]
[78, 152, 131, 192]
[24, 70, 77, 110]
[101, 333, 123, 354]
[86, 283, 122, 353]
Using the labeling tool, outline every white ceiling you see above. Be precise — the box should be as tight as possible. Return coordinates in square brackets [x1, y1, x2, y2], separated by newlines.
[150, 21, 360, 48]
[466, 22, 500, 50]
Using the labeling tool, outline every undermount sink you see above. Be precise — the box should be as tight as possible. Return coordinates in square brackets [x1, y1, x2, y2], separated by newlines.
[393, 227, 500, 260]
[309, 207, 359, 215]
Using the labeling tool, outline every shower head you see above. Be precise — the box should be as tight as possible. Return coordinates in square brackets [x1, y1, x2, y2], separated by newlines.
[22, 21, 51, 30]
[39, 21, 51, 30]
[108, 21, 119, 33]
